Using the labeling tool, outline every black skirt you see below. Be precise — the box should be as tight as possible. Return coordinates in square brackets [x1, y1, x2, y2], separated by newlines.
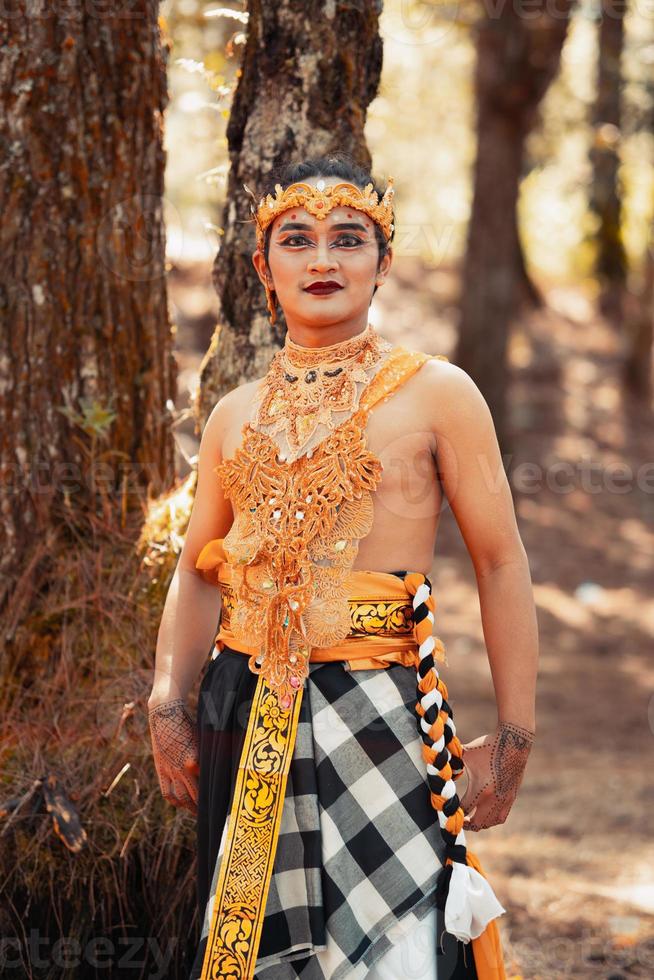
[189, 645, 479, 980]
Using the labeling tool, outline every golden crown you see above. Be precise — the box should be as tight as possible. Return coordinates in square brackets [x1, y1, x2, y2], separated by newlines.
[244, 177, 395, 251]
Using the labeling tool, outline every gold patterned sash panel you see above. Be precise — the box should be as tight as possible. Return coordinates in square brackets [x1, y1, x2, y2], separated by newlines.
[199, 675, 303, 980]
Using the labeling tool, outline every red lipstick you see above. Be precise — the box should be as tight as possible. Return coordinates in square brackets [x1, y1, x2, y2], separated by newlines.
[304, 280, 343, 295]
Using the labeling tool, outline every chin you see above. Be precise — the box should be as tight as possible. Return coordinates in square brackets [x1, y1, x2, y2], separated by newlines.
[303, 311, 358, 327]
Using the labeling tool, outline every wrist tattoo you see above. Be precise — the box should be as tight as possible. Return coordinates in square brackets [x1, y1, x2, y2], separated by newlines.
[492, 721, 535, 797]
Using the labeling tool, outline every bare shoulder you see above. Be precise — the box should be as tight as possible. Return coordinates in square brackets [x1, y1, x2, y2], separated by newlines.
[203, 374, 265, 432]
[411, 355, 523, 572]
[413, 356, 494, 435]
[192, 377, 264, 475]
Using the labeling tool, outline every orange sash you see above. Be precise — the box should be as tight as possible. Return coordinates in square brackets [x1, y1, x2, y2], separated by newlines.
[202, 557, 442, 670]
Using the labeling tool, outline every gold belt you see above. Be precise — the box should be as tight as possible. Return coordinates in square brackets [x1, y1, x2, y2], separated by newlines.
[215, 581, 423, 670]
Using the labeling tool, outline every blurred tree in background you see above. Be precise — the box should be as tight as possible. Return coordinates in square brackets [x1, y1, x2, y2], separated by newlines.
[456, 1, 573, 451]
[589, 0, 628, 323]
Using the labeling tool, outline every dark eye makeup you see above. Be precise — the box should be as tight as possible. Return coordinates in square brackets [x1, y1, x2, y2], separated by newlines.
[279, 234, 364, 248]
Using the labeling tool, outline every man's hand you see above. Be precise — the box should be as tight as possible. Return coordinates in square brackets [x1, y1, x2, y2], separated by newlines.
[459, 721, 535, 831]
[148, 698, 200, 815]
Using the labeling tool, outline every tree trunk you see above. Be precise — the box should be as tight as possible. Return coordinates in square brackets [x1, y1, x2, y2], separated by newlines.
[195, 0, 384, 426]
[589, 0, 627, 324]
[456, 5, 573, 454]
[623, 238, 653, 401]
[0, 2, 176, 610]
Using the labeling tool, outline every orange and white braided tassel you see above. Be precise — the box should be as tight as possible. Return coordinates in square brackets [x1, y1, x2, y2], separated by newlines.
[403, 571, 506, 944]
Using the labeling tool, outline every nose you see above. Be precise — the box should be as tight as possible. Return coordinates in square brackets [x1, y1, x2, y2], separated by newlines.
[308, 239, 338, 274]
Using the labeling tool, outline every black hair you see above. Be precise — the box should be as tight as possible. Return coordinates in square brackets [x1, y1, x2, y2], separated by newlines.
[256, 151, 395, 299]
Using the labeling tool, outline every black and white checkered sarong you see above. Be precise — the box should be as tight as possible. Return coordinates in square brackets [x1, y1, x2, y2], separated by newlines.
[190, 646, 476, 979]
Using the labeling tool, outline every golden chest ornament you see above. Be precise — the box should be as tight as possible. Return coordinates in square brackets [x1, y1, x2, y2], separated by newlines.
[216, 344, 447, 706]
[251, 323, 392, 460]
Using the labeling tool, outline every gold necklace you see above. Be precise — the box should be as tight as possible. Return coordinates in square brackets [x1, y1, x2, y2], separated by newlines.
[283, 322, 376, 366]
[251, 323, 392, 457]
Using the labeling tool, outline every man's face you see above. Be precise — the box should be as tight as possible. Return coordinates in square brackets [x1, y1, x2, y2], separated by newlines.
[252, 176, 392, 330]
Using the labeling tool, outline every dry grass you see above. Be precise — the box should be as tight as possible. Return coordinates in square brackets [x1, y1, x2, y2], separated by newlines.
[1, 472, 200, 979]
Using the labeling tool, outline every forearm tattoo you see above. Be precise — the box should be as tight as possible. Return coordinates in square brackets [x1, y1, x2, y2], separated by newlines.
[148, 698, 197, 769]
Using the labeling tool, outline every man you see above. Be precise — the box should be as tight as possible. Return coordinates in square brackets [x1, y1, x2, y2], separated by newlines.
[148, 155, 538, 980]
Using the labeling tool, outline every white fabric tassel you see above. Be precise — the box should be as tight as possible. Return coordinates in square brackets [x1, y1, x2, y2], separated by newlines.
[444, 860, 506, 942]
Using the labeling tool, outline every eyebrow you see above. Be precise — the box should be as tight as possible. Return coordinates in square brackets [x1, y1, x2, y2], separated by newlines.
[277, 220, 369, 234]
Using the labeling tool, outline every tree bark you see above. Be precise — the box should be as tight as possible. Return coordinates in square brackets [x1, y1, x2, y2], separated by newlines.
[195, 0, 384, 427]
[0, 2, 176, 610]
[589, 0, 627, 324]
[456, 4, 573, 454]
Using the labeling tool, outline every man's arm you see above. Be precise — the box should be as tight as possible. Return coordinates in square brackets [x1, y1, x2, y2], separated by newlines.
[422, 359, 538, 830]
[147, 393, 235, 710]
[146, 394, 237, 813]
[426, 359, 539, 732]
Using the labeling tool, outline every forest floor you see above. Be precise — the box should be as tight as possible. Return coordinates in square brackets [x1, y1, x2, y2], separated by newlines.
[168, 255, 654, 980]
